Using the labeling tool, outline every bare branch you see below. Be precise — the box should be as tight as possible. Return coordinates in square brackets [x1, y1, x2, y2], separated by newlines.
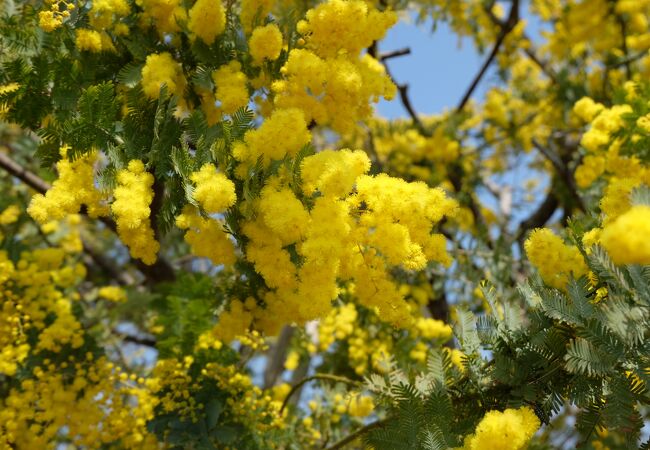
[0, 147, 176, 284]
[456, 0, 520, 112]
[379, 47, 411, 61]
[324, 418, 390, 450]
[280, 374, 362, 413]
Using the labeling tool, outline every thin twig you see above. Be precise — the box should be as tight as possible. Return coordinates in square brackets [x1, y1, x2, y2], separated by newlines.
[379, 47, 411, 61]
[456, 0, 520, 112]
[324, 418, 390, 450]
[280, 374, 362, 412]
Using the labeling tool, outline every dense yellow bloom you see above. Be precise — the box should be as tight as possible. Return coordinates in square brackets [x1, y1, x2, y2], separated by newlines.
[575, 155, 606, 188]
[38, 0, 75, 32]
[525, 228, 588, 289]
[75, 29, 103, 52]
[297, 0, 396, 59]
[136, 0, 186, 33]
[233, 108, 311, 169]
[301, 149, 370, 198]
[28, 149, 108, 224]
[600, 178, 641, 224]
[213, 61, 249, 115]
[210, 300, 254, 343]
[141, 52, 187, 100]
[0, 205, 20, 225]
[249, 24, 283, 65]
[600, 205, 650, 265]
[176, 206, 236, 265]
[259, 184, 310, 245]
[188, 0, 226, 45]
[240, 0, 274, 33]
[274, 50, 395, 133]
[347, 394, 374, 417]
[415, 317, 453, 341]
[98, 286, 127, 302]
[111, 160, 160, 265]
[581, 105, 632, 152]
[87, 0, 131, 30]
[462, 406, 540, 450]
[190, 164, 236, 214]
[573, 96, 605, 122]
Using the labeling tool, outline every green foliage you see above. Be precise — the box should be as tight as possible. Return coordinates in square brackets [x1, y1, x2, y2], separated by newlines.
[367, 249, 650, 449]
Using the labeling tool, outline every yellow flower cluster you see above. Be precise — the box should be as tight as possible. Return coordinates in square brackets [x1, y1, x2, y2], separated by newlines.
[98, 285, 128, 302]
[297, 0, 396, 58]
[240, 0, 275, 33]
[240, 149, 456, 333]
[347, 393, 374, 417]
[525, 228, 587, 290]
[141, 52, 187, 100]
[190, 163, 237, 213]
[0, 245, 83, 375]
[600, 205, 650, 265]
[415, 317, 453, 341]
[28, 148, 108, 224]
[460, 406, 540, 450]
[1, 355, 157, 449]
[233, 107, 311, 170]
[213, 61, 249, 116]
[204, 362, 286, 433]
[249, 24, 283, 65]
[136, 0, 186, 33]
[74, 0, 130, 52]
[207, 299, 255, 343]
[580, 103, 632, 152]
[38, 0, 75, 32]
[271, 0, 396, 134]
[188, 0, 226, 45]
[111, 160, 160, 265]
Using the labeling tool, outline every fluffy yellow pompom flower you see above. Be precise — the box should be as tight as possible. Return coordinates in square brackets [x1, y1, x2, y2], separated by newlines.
[573, 96, 605, 122]
[600, 205, 650, 265]
[0, 205, 20, 225]
[87, 0, 131, 30]
[524, 228, 588, 289]
[190, 164, 236, 214]
[28, 149, 108, 224]
[233, 108, 311, 168]
[98, 286, 127, 302]
[258, 185, 310, 245]
[212, 61, 249, 115]
[462, 406, 540, 450]
[136, 0, 186, 33]
[415, 318, 453, 341]
[249, 24, 283, 65]
[188, 0, 226, 45]
[240, 0, 274, 33]
[176, 206, 236, 265]
[141, 52, 186, 100]
[111, 160, 160, 265]
[347, 394, 374, 417]
[75, 29, 103, 52]
[301, 149, 370, 198]
[210, 300, 254, 343]
[298, 0, 397, 58]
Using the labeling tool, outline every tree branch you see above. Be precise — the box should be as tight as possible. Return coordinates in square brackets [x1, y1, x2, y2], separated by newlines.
[531, 139, 585, 213]
[324, 418, 390, 450]
[483, 3, 558, 84]
[280, 374, 362, 413]
[0, 147, 175, 284]
[456, 0, 520, 112]
[379, 47, 411, 61]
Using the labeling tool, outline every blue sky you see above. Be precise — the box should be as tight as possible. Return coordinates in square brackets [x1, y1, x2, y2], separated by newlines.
[375, 18, 487, 119]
